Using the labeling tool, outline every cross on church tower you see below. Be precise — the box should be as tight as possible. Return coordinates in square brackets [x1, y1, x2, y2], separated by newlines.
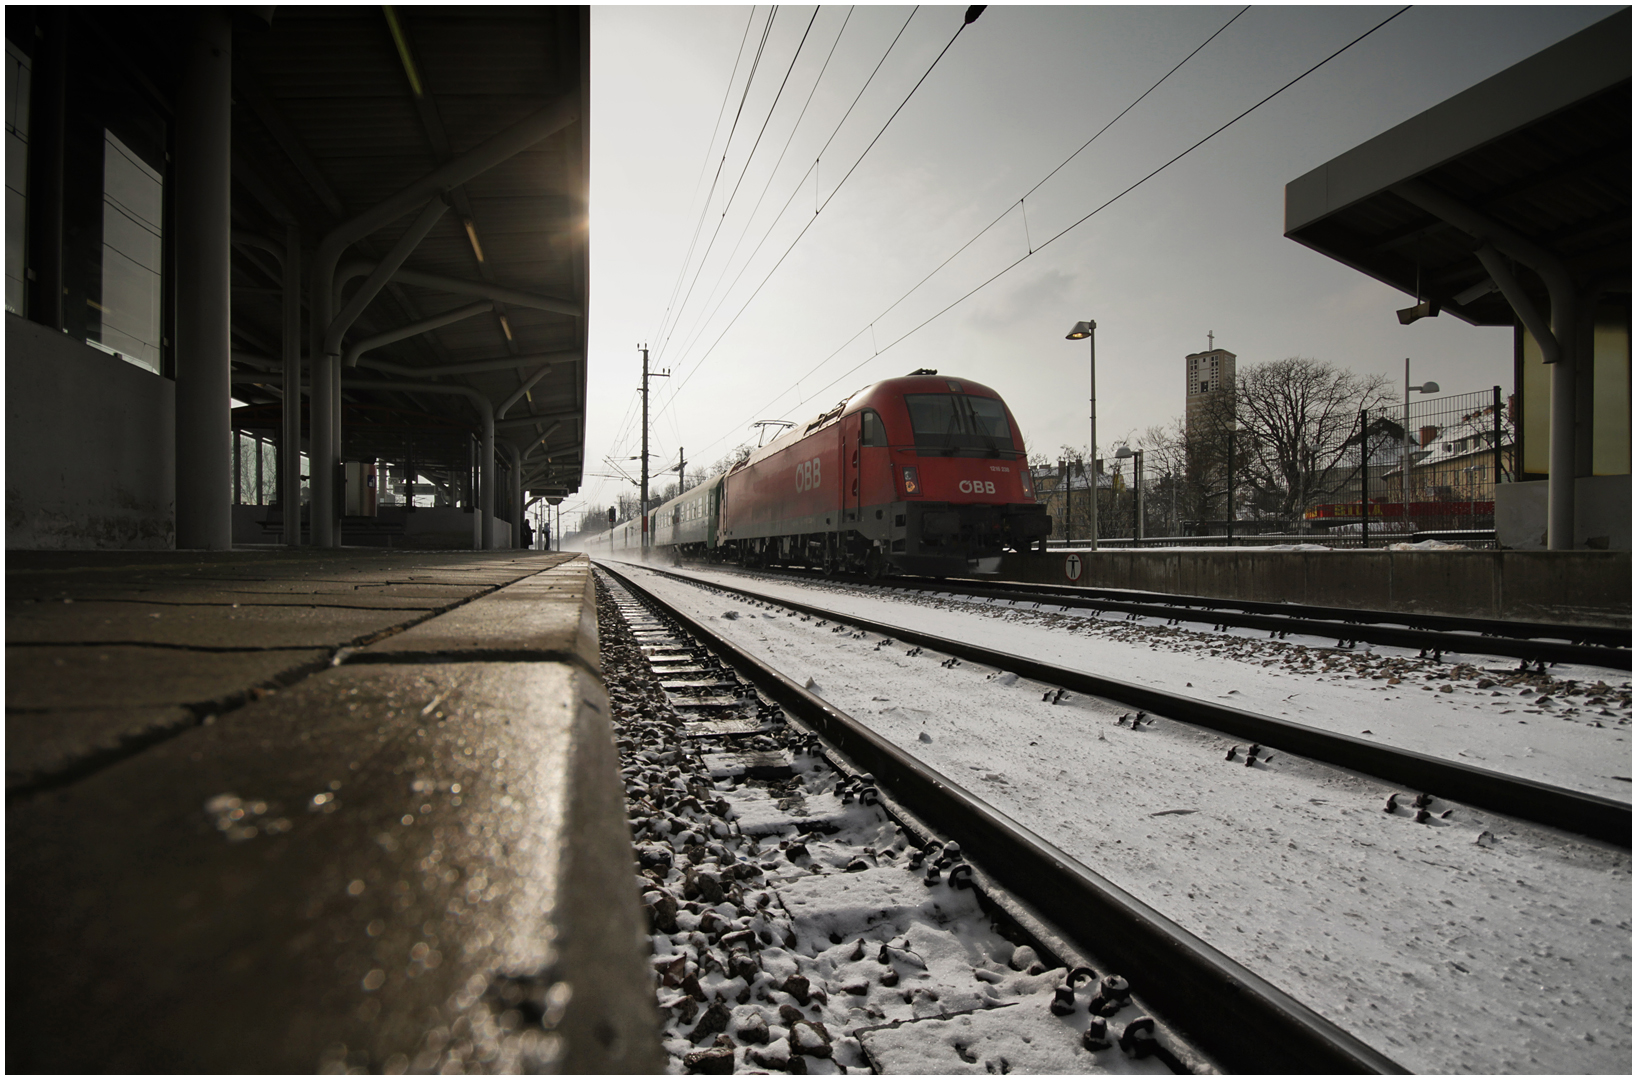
[1208, 330, 1214, 350]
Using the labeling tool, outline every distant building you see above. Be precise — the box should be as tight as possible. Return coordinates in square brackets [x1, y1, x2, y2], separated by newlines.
[1184, 340, 1236, 437]
[1184, 339, 1236, 503]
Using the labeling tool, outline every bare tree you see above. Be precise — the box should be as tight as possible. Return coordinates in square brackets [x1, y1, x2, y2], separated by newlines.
[1195, 357, 1394, 520]
[706, 442, 755, 478]
[1139, 419, 1201, 535]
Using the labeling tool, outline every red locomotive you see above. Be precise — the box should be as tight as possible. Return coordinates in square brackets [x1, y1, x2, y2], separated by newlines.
[591, 370, 1052, 577]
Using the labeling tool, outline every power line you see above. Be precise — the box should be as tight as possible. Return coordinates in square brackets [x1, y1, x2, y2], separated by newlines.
[614, 8, 770, 484]
[647, 7, 759, 350]
[669, 7, 858, 368]
[736, 6, 1252, 432]
[658, 6, 824, 366]
[656, 6, 925, 401]
[694, 6, 1414, 459]
[654, 6, 961, 417]
[650, 7, 778, 352]
[657, 7, 918, 390]
[798, 9, 1414, 409]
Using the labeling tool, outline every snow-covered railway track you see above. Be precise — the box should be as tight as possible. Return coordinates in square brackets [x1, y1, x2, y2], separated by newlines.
[614, 561, 1629, 848]
[693, 563, 1630, 671]
[599, 563, 1405, 1074]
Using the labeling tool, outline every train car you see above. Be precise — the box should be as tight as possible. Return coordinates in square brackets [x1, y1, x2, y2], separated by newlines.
[650, 474, 725, 556]
[583, 514, 641, 558]
[719, 370, 1050, 576]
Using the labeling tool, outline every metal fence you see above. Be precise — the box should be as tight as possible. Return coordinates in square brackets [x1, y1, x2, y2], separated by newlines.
[1032, 386, 1512, 549]
[1310, 386, 1512, 546]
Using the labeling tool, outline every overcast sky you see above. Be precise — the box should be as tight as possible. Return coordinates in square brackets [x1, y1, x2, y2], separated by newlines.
[574, 3, 1616, 525]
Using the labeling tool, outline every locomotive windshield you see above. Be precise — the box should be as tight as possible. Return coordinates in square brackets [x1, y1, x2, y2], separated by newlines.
[903, 394, 1016, 454]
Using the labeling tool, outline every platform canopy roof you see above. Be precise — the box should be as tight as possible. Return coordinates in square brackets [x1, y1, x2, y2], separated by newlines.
[1284, 9, 1630, 327]
[87, 5, 588, 500]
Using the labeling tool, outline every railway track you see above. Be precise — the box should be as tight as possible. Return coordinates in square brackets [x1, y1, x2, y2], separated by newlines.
[703, 562, 1631, 671]
[607, 559, 1630, 847]
[599, 563, 1407, 1074]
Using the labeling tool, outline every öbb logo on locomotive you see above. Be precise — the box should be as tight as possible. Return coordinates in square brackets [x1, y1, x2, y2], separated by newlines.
[795, 458, 821, 493]
[594, 372, 1054, 577]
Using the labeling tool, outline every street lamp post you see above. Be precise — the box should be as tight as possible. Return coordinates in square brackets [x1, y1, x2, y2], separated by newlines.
[1058, 458, 1072, 544]
[1116, 444, 1142, 542]
[1402, 357, 1440, 517]
[1066, 320, 1098, 551]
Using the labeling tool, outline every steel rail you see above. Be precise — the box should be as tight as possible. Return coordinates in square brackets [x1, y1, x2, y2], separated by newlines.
[717, 565, 1630, 669]
[599, 562, 1409, 1075]
[606, 560, 1631, 847]
[928, 576, 1631, 652]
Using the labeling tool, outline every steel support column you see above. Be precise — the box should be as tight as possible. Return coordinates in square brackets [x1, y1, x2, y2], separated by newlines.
[231, 230, 304, 547]
[1393, 180, 1580, 550]
[283, 225, 302, 546]
[505, 443, 523, 549]
[174, 9, 233, 550]
[309, 99, 576, 549]
[236, 373, 495, 551]
[23, 9, 66, 331]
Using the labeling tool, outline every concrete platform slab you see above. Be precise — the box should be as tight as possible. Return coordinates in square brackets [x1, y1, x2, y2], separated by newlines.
[360, 558, 599, 669]
[992, 549, 1630, 626]
[8, 661, 657, 1073]
[6, 644, 331, 711]
[11, 587, 462, 609]
[7, 705, 194, 791]
[5, 551, 661, 1072]
[6, 600, 430, 648]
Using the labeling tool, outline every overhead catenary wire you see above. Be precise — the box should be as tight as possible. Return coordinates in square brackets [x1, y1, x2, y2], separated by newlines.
[654, 6, 958, 417]
[657, 6, 825, 366]
[696, 6, 1412, 459]
[649, 6, 778, 353]
[731, 5, 1252, 434]
[657, 6, 922, 398]
[610, 9, 769, 502]
[648, 5, 757, 350]
[668, 6, 859, 369]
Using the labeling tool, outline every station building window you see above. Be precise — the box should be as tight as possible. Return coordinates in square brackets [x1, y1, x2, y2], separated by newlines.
[8, 12, 170, 373]
[85, 130, 163, 372]
[65, 52, 167, 373]
[5, 37, 29, 316]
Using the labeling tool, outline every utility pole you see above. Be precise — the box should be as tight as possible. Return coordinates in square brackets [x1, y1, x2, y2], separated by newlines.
[638, 344, 670, 552]
[676, 447, 687, 493]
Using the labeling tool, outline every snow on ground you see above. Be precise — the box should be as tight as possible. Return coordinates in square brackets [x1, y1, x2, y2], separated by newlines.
[609, 560, 1633, 1075]
[635, 561, 1633, 802]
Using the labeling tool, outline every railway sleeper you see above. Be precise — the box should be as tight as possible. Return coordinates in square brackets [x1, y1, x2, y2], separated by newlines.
[596, 569, 1210, 1075]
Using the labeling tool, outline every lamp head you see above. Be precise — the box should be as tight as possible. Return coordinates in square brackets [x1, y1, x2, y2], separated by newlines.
[1115, 445, 1133, 459]
[1396, 299, 1441, 325]
[1065, 320, 1096, 340]
[1415, 381, 1439, 394]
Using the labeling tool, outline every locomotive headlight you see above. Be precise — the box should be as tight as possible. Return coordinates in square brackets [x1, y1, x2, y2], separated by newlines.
[901, 466, 921, 496]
